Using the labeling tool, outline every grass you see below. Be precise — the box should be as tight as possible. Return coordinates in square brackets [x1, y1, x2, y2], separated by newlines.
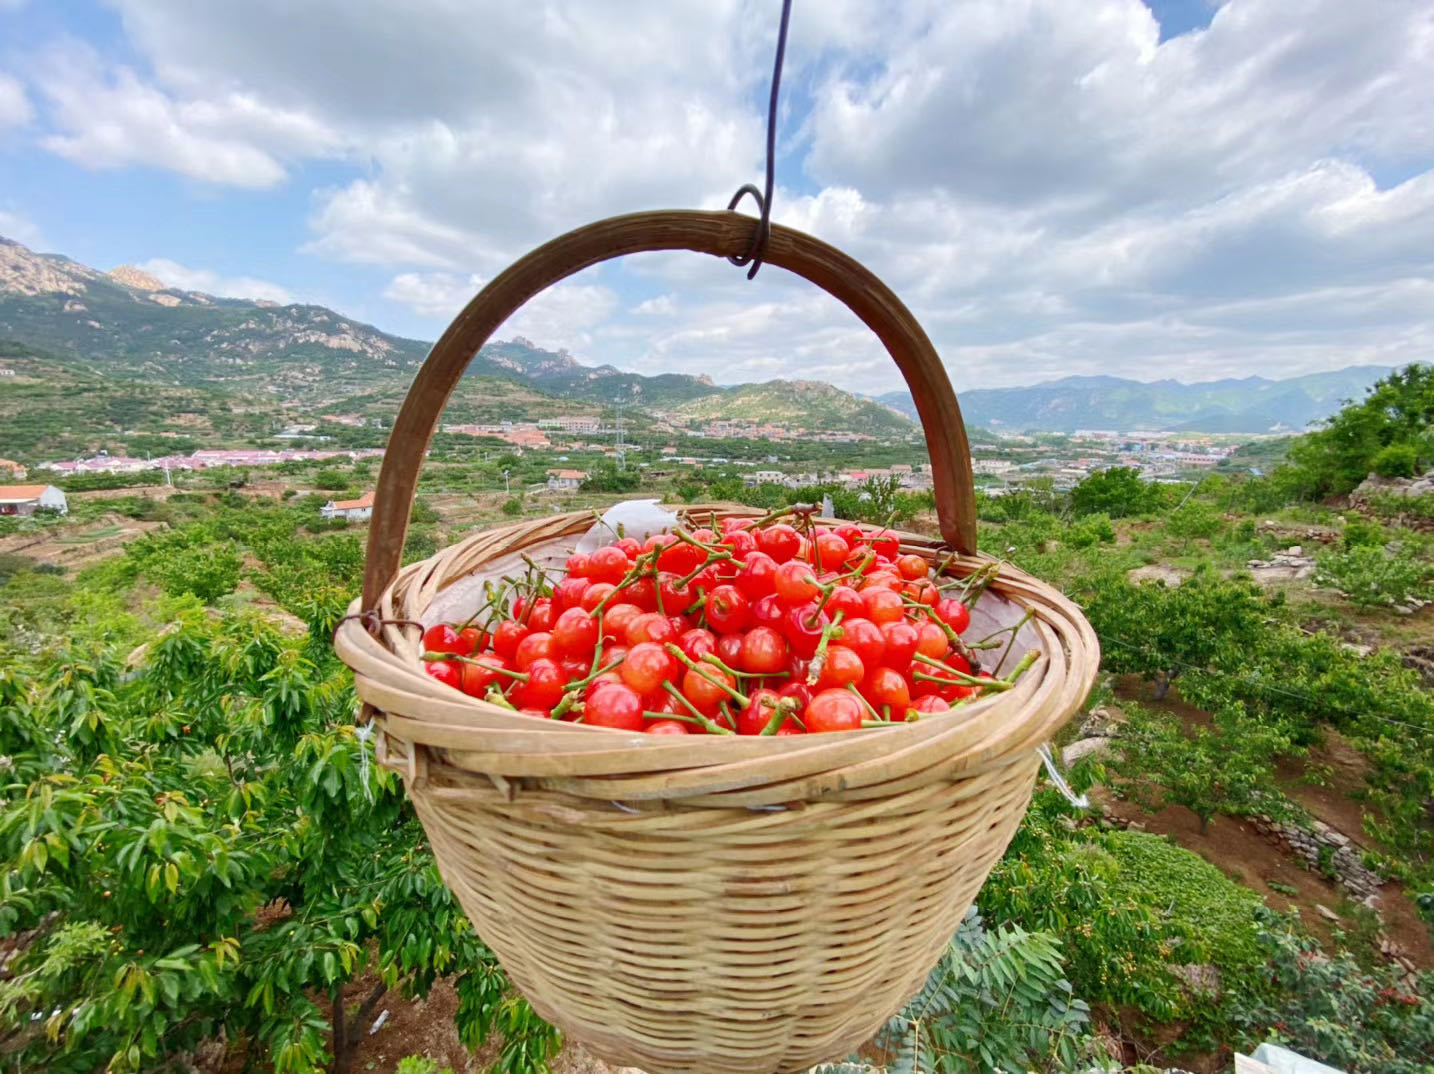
[53, 525, 126, 545]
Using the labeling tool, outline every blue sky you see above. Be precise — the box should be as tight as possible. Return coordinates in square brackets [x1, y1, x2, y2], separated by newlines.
[1, 0, 1431, 392]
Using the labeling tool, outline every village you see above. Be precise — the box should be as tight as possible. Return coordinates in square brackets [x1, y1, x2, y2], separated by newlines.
[2, 418, 1246, 524]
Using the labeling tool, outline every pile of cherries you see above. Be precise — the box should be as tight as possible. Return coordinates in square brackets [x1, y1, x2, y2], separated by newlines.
[422, 515, 1017, 735]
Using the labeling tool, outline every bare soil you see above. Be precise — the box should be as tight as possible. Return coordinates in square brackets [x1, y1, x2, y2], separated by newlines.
[0, 512, 166, 569]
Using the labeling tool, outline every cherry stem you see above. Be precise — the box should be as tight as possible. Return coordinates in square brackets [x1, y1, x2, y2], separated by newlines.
[641, 710, 706, 727]
[663, 644, 751, 707]
[563, 657, 623, 692]
[738, 506, 797, 531]
[424, 653, 530, 682]
[805, 611, 847, 687]
[589, 550, 660, 618]
[484, 689, 518, 711]
[834, 551, 876, 583]
[660, 682, 735, 734]
[759, 697, 797, 736]
[699, 653, 765, 679]
[675, 550, 733, 590]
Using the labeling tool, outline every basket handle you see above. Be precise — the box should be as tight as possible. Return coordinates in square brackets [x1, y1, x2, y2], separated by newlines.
[362, 209, 977, 608]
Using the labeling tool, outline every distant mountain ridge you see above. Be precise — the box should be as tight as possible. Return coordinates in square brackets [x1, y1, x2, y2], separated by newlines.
[0, 235, 914, 436]
[875, 368, 1395, 434]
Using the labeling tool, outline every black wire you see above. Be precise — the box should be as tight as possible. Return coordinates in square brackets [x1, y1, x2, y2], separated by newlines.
[727, 0, 793, 280]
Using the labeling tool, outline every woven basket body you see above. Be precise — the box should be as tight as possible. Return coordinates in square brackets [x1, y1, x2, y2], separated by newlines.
[334, 211, 1099, 1074]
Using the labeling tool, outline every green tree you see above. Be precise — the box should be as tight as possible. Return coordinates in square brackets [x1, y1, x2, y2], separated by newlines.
[1070, 467, 1160, 518]
[580, 465, 639, 493]
[0, 604, 559, 1073]
[1112, 705, 1289, 834]
[1281, 363, 1434, 497]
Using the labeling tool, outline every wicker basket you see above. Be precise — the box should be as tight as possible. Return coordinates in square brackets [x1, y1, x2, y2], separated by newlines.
[334, 209, 1099, 1074]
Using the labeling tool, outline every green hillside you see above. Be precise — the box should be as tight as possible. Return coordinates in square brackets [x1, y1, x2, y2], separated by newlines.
[0, 342, 290, 459]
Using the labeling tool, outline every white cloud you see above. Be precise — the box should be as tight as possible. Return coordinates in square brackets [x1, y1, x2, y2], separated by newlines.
[0, 73, 31, 127]
[8, 0, 1433, 391]
[0, 208, 42, 246]
[498, 280, 620, 355]
[136, 258, 294, 303]
[382, 271, 486, 318]
[32, 44, 340, 187]
[383, 269, 619, 355]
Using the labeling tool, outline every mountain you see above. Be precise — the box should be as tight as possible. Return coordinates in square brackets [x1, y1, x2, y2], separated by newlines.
[0, 237, 429, 403]
[0, 342, 293, 459]
[0, 235, 914, 437]
[875, 367, 1395, 434]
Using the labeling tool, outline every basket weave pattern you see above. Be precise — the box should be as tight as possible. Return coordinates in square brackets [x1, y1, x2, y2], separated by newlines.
[338, 511, 1095, 1073]
[334, 210, 1099, 1073]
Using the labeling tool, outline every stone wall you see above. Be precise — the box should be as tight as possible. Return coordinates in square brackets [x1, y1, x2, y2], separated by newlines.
[1246, 814, 1384, 902]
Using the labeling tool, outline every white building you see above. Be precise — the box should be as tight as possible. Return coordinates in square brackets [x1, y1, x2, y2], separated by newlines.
[320, 491, 375, 521]
[547, 469, 588, 491]
[0, 484, 68, 516]
[971, 459, 1016, 475]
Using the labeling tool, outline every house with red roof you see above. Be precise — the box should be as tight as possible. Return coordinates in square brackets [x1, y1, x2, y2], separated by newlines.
[320, 491, 375, 521]
[0, 485, 68, 516]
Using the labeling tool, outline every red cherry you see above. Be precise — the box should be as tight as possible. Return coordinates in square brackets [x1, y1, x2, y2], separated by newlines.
[706, 584, 751, 633]
[812, 531, 850, 572]
[425, 659, 462, 688]
[841, 617, 886, 668]
[739, 626, 788, 674]
[915, 621, 950, 661]
[815, 645, 865, 690]
[677, 627, 717, 662]
[862, 666, 911, 715]
[513, 632, 555, 671]
[645, 719, 690, 735]
[934, 598, 972, 635]
[880, 620, 919, 670]
[585, 683, 645, 731]
[620, 642, 677, 695]
[423, 624, 465, 654]
[734, 552, 778, 601]
[736, 688, 782, 735]
[551, 607, 598, 657]
[805, 689, 864, 733]
[861, 587, 905, 625]
[755, 523, 801, 563]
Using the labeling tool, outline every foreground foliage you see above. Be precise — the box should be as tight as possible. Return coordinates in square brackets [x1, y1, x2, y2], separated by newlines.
[0, 600, 558, 1074]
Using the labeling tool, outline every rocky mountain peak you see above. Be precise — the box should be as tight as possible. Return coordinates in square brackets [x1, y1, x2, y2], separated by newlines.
[108, 266, 168, 292]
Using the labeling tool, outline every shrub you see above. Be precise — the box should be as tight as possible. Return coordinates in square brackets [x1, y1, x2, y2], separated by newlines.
[1110, 704, 1289, 835]
[1315, 543, 1432, 607]
[1066, 512, 1116, 548]
[501, 496, 524, 517]
[1165, 501, 1222, 540]
[1071, 467, 1161, 519]
[1236, 907, 1434, 1073]
[979, 797, 1184, 1022]
[1371, 442, 1420, 479]
[871, 908, 1092, 1073]
[1097, 830, 1263, 983]
[148, 543, 242, 604]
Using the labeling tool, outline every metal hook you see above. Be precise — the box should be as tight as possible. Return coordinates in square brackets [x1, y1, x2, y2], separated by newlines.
[726, 0, 793, 280]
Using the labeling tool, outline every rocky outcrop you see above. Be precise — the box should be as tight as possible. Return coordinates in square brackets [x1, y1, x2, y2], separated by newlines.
[1350, 469, 1434, 502]
[107, 265, 167, 291]
[1247, 546, 1316, 583]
